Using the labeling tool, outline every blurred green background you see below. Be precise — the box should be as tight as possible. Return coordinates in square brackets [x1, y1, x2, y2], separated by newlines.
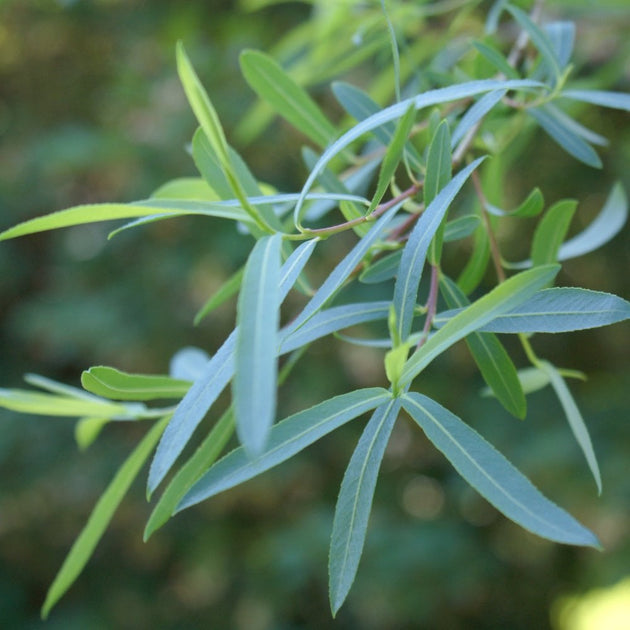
[1, 1, 629, 628]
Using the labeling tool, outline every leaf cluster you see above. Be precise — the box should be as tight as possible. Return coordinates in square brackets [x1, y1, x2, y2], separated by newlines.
[0, 0, 629, 618]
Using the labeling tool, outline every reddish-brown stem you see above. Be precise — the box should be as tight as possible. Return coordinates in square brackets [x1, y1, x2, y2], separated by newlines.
[417, 263, 440, 350]
[471, 170, 506, 283]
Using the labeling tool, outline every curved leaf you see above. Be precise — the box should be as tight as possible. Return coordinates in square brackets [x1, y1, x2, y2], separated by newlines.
[177, 388, 391, 511]
[329, 398, 402, 615]
[401, 393, 599, 547]
[41, 415, 171, 619]
[400, 265, 560, 386]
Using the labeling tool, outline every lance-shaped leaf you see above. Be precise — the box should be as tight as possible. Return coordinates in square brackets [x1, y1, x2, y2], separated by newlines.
[147, 238, 319, 493]
[557, 183, 627, 261]
[457, 221, 490, 294]
[528, 106, 602, 169]
[400, 265, 560, 386]
[240, 50, 336, 148]
[451, 89, 507, 148]
[401, 393, 599, 547]
[561, 89, 630, 112]
[177, 43, 271, 231]
[329, 398, 402, 615]
[177, 388, 391, 511]
[531, 199, 577, 267]
[393, 157, 485, 342]
[486, 187, 544, 218]
[545, 21, 575, 70]
[280, 302, 391, 354]
[367, 103, 417, 213]
[144, 408, 235, 541]
[472, 41, 520, 80]
[151, 176, 219, 201]
[505, 5, 561, 84]
[75, 417, 109, 451]
[233, 233, 282, 456]
[0, 202, 250, 241]
[440, 276, 525, 419]
[435, 287, 630, 334]
[0, 388, 130, 418]
[293, 78, 542, 224]
[444, 215, 480, 241]
[81, 367, 191, 401]
[194, 266, 245, 325]
[41, 415, 171, 619]
[540, 361, 601, 494]
[359, 250, 403, 284]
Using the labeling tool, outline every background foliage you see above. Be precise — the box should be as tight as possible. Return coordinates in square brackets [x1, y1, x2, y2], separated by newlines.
[1, 0, 629, 628]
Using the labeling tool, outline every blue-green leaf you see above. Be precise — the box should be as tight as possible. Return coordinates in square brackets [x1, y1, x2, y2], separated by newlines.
[400, 265, 560, 386]
[234, 234, 282, 456]
[144, 408, 234, 541]
[393, 157, 485, 342]
[440, 276, 525, 419]
[240, 50, 336, 148]
[557, 183, 627, 261]
[531, 199, 577, 267]
[472, 41, 520, 80]
[528, 106, 602, 168]
[451, 89, 507, 148]
[280, 302, 391, 354]
[401, 393, 599, 547]
[329, 398, 402, 615]
[540, 361, 601, 494]
[435, 288, 630, 333]
[505, 5, 561, 84]
[544, 21, 575, 70]
[359, 250, 403, 284]
[177, 388, 391, 510]
[444, 215, 480, 241]
[41, 415, 171, 619]
[148, 238, 318, 494]
[561, 89, 630, 112]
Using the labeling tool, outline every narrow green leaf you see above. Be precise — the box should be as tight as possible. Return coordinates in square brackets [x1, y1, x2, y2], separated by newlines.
[240, 50, 336, 148]
[435, 287, 630, 334]
[144, 408, 234, 541]
[440, 275, 525, 418]
[148, 238, 318, 494]
[531, 199, 577, 266]
[0, 388, 129, 418]
[561, 89, 630, 112]
[545, 21, 575, 69]
[194, 266, 245, 326]
[280, 302, 391, 354]
[401, 393, 599, 547]
[177, 388, 391, 511]
[457, 221, 490, 293]
[451, 89, 506, 148]
[329, 399, 402, 615]
[359, 250, 403, 284]
[513, 187, 544, 217]
[151, 177, 219, 201]
[529, 107, 602, 169]
[505, 5, 561, 83]
[443, 215, 480, 241]
[539, 362, 602, 494]
[368, 103, 417, 213]
[41, 415, 171, 619]
[234, 233, 283, 456]
[176, 41, 230, 164]
[558, 183, 627, 261]
[81, 367, 191, 401]
[177, 43, 270, 231]
[74, 417, 110, 451]
[400, 265, 560, 386]
[394, 158, 485, 343]
[472, 41, 520, 80]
